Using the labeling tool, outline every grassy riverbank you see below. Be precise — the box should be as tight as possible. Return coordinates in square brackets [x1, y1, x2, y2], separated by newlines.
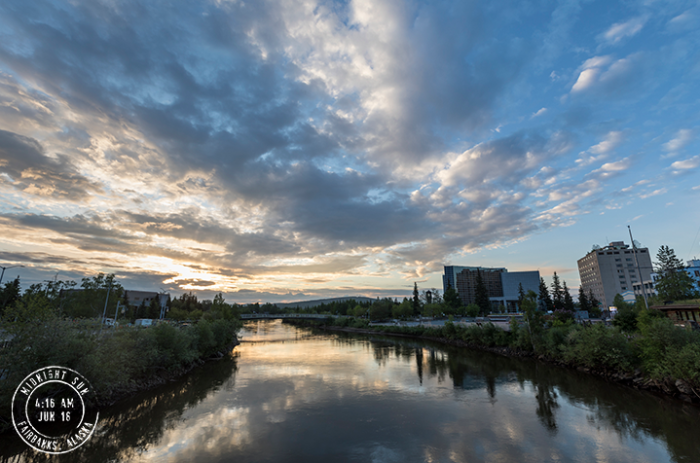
[285, 315, 700, 403]
[0, 317, 240, 433]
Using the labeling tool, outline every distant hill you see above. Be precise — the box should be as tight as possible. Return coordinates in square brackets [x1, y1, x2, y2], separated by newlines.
[274, 296, 377, 310]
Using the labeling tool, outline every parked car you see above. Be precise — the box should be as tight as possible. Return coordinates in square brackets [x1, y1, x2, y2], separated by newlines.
[134, 318, 153, 327]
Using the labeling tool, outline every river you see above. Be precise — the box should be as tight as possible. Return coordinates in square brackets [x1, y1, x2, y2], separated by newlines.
[1, 319, 699, 462]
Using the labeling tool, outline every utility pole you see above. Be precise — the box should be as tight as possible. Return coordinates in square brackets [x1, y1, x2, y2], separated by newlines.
[628, 225, 649, 310]
[99, 282, 113, 335]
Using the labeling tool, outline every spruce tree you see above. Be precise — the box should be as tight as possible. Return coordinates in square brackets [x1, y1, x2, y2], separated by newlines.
[538, 277, 553, 312]
[412, 282, 421, 316]
[562, 281, 575, 311]
[655, 245, 697, 301]
[517, 282, 525, 307]
[551, 272, 564, 309]
[474, 269, 490, 316]
[444, 283, 461, 310]
[578, 286, 589, 312]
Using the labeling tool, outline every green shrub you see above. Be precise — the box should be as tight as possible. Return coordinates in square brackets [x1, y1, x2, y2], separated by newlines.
[561, 324, 638, 372]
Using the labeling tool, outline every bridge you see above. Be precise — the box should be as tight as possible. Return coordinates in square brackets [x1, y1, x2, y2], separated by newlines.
[240, 313, 335, 320]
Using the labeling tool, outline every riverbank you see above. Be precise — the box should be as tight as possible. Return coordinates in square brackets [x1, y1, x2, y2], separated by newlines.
[284, 318, 700, 405]
[0, 318, 241, 433]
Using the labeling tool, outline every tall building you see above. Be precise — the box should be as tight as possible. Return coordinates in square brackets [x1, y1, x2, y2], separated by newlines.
[443, 266, 540, 312]
[577, 241, 653, 308]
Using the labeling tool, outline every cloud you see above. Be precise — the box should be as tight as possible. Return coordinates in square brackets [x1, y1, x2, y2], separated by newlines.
[570, 53, 644, 95]
[670, 155, 700, 172]
[0, 129, 102, 199]
[600, 16, 649, 44]
[663, 129, 693, 153]
[531, 108, 547, 118]
[599, 158, 630, 172]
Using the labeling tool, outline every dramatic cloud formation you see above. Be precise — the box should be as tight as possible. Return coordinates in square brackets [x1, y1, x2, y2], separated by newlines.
[0, 0, 699, 302]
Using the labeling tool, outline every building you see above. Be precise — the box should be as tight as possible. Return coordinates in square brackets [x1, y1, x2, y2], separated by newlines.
[123, 290, 169, 309]
[577, 241, 653, 309]
[684, 259, 700, 292]
[443, 266, 540, 312]
[494, 271, 541, 312]
[651, 304, 700, 328]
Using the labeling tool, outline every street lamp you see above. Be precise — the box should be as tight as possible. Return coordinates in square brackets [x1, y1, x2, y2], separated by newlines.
[0, 265, 24, 286]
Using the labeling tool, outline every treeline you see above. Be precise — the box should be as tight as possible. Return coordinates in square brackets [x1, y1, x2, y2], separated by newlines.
[295, 291, 700, 401]
[0, 274, 242, 433]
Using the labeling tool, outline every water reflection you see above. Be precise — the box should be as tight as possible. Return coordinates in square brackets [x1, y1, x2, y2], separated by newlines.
[1, 319, 699, 463]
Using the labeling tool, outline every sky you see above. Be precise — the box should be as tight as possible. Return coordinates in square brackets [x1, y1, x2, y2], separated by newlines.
[0, 0, 699, 304]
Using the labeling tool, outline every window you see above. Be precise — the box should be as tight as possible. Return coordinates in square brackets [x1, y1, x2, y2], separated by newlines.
[626, 258, 632, 261]
[628, 263, 634, 267]
[617, 264, 623, 267]
[615, 258, 621, 261]
[621, 286, 627, 290]
[614, 251, 619, 254]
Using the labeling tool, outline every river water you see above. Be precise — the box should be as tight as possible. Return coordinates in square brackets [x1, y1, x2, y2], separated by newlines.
[2, 319, 700, 462]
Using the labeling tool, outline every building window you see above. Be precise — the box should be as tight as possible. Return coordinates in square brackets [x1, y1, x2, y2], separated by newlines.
[626, 258, 632, 261]
[621, 286, 627, 290]
[617, 264, 623, 268]
[615, 258, 621, 261]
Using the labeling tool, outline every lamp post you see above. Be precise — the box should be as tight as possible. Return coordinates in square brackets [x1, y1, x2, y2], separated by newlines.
[0, 265, 24, 286]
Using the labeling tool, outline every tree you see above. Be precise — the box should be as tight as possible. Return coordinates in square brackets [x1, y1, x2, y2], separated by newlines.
[0, 277, 21, 314]
[474, 269, 490, 316]
[587, 289, 601, 318]
[578, 286, 589, 312]
[538, 277, 553, 312]
[443, 283, 461, 310]
[562, 281, 575, 311]
[654, 245, 698, 301]
[550, 272, 564, 309]
[517, 283, 525, 309]
[612, 293, 628, 310]
[412, 282, 422, 316]
[465, 303, 480, 317]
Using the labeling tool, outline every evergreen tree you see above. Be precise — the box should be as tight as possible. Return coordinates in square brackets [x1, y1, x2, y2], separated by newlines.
[578, 286, 589, 312]
[0, 277, 21, 313]
[147, 297, 161, 319]
[474, 269, 490, 316]
[562, 281, 575, 311]
[550, 272, 564, 309]
[654, 245, 698, 301]
[587, 289, 601, 318]
[443, 283, 461, 310]
[538, 277, 553, 312]
[517, 282, 525, 308]
[412, 282, 421, 316]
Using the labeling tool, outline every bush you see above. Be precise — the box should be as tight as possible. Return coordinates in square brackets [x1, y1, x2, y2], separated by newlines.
[561, 324, 638, 372]
[637, 317, 700, 382]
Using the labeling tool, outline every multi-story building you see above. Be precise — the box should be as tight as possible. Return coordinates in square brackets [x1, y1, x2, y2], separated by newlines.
[443, 266, 540, 312]
[577, 241, 653, 309]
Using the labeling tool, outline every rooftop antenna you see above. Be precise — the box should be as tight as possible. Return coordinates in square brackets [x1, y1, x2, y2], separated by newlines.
[628, 225, 648, 310]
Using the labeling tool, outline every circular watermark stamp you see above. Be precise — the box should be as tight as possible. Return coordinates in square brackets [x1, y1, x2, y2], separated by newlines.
[11, 366, 100, 454]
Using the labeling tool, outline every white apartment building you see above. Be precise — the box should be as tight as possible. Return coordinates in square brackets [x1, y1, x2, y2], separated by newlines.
[577, 241, 653, 308]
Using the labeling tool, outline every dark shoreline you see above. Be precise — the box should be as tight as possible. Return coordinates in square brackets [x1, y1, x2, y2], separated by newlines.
[0, 336, 240, 434]
[290, 321, 700, 406]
